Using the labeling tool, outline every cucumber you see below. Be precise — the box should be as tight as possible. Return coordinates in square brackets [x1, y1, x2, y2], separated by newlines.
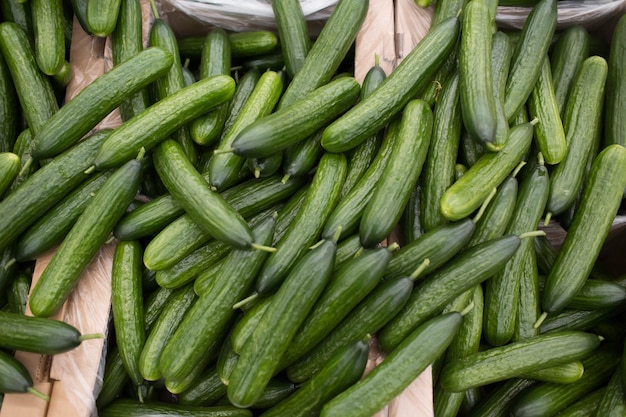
[217, 327, 240, 385]
[0, 0, 33, 38]
[276, 0, 367, 110]
[28, 156, 142, 318]
[32, 47, 175, 160]
[527, 56, 566, 165]
[15, 170, 113, 261]
[271, 0, 311, 79]
[261, 338, 369, 417]
[320, 312, 463, 417]
[420, 72, 461, 231]
[7, 273, 30, 315]
[98, 400, 253, 417]
[465, 378, 536, 417]
[153, 139, 254, 250]
[92, 74, 235, 170]
[0, 53, 18, 153]
[246, 154, 283, 179]
[254, 152, 347, 296]
[593, 368, 626, 417]
[177, 366, 227, 406]
[0, 129, 110, 252]
[0, 152, 20, 197]
[513, 247, 541, 342]
[231, 295, 273, 355]
[111, 240, 145, 388]
[228, 77, 360, 159]
[503, 0, 557, 120]
[159, 216, 275, 383]
[489, 31, 512, 149]
[439, 120, 535, 221]
[517, 360, 585, 384]
[85, 0, 122, 37]
[193, 258, 228, 296]
[400, 183, 423, 244]
[538, 277, 626, 311]
[604, 14, 626, 147]
[227, 235, 338, 407]
[359, 99, 432, 247]
[320, 16, 459, 153]
[459, 0, 497, 150]
[31, 0, 65, 76]
[545, 56, 608, 216]
[0, 21, 58, 136]
[190, 28, 232, 146]
[96, 346, 129, 409]
[221, 69, 261, 147]
[0, 310, 100, 354]
[229, 31, 278, 58]
[556, 388, 607, 417]
[440, 331, 602, 392]
[281, 131, 324, 180]
[0, 350, 48, 400]
[542, 144, 626, 314]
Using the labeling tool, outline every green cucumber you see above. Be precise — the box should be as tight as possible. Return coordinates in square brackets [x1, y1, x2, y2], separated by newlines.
[271, 0, 311, 78]
[439, 120, 535, 221]
[0, 129, 110, 252]
[159, 216, 275, 383]
[513, 247, 541, 342]
[31, 0, 64, 76]
[246, 154, 283, 179]
[153, 139, 254, 250]
[15, 170, 112, 261]
[465, 378, 536, 417]
[604, 14, 626, 147]
[177, 366, 227, 406]
[227, 235, 338, 407]
[0, 22, 58, 136]
[503, 0, 557, 120]
[593, 367, 626, 417]
[231, 295, 273, 355]
[400, 183, 424, 244]
[0, 52, 18, 155]
[538, 277, 626, 311]
[439, 331, 602, 392]
[0, 350, 48, 400]
[321, 312, 463, 417]
[221, 69, 261, 146]
[228, 31, 278, 58]
[193, 258, 228, 296]
[0, 310, 100, 354]
[281, 131, 324, 180]
[254, 152, 347, 296]
[542, 144, 626, 314]
[190, 28, 232, 146]
[99, 400, 252, 417]
[7, 273, 29, 315]
[545, 55, 608, 216]
[420, 72, 461, 231]
[261, 338, 369, 417]
[321, 16, 459, 153]
[0, 152, 20, 197]
[28, 156, 142, 317]
[96, 346, 129, 408]
[459, 0, 497, 150]
[217, 327, 240, 385]
[32, 47, 176, 160]
[359, 99, 432, 247]
[556, 388, 607, 417]
[111, 240, 145, 388]
[92, 74, 235, 170]
[490, 31, 512, 149]
[228, 77, 360, 159]
[518, 360, 584, 384]
[0, 0, 33, 38]
[85, 0, 121, 37]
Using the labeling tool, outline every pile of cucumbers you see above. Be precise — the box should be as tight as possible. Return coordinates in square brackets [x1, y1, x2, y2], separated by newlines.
[0, 0, 625, 415]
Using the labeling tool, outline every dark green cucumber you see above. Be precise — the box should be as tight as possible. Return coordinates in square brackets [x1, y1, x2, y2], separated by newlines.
[400, 183, 423, 244]
[439, 120, 535, 221]
[359, 99, 432, 247]
[153, 139, 254, 249]
[227, 236, 338, 408]
[379, 234, 523, 353]
[460, 130, 484, 167]
[459, 0, 497, 150]
[96, 346, 129, 408]
[254, 152, 347, 296]
[465, 378, 536, 417]
[261, 338, 369, 417]
[322, 117, 399, 241]
[271, 0, 311, 78]
[546, 56, 608, 216]
[32, 47, 175, 160]
[8, 129, 37, 193]
[593, 366, 626, 417]
[527, 56, 566, 165]
[281, 131, 324, 180]
[420, 72, 461, 231]
[0, 22, 58, 136]
[439, 330, 602, 392]
[7, 273, 29, 315]
[280, 245, 396, 368]
[321, 16, 459, 153]
[0, 350, 48, 400]
[542, 144, 626, 314]
[513, 247, 541, 342]
[276, 0, 367, 110]
[31, 0, 65, 75]
[0, 310, 100, 354]
[241, 53, 285, 72]
[92, 74, 235, 170]
[110, 0, 150, 122]
[550, 25, 590, 119]
[217, 327, 240, 385]
[138, 284, 196, 382]
[246, 154, 283, 179]
[177, 366, 227, 406]
[190, 28, 232, 146]
[604, 14, 626, 147]
[0, 49, 18, 154]
[229, 77, 360, 159]
[15, 170, 113, 261]
[490, 31, 512, 149]
[0, 152, 20, 197]
[483, 155, 550, 346]
[28, 156, 142, 318]
[286, 262, 430, 383]
[209, 70, 283, 191]
[85, 0, 122, 37]
[159, 216, 275, 383]
[0, 129, 111, 252]
[556, 388, 607, 417]
[503, 0, 557, 120]
[99, 400, 252, 417]
[321, 312, 463, 417]
[111, 240, 145, 388]
[0, 0, 33, 38]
